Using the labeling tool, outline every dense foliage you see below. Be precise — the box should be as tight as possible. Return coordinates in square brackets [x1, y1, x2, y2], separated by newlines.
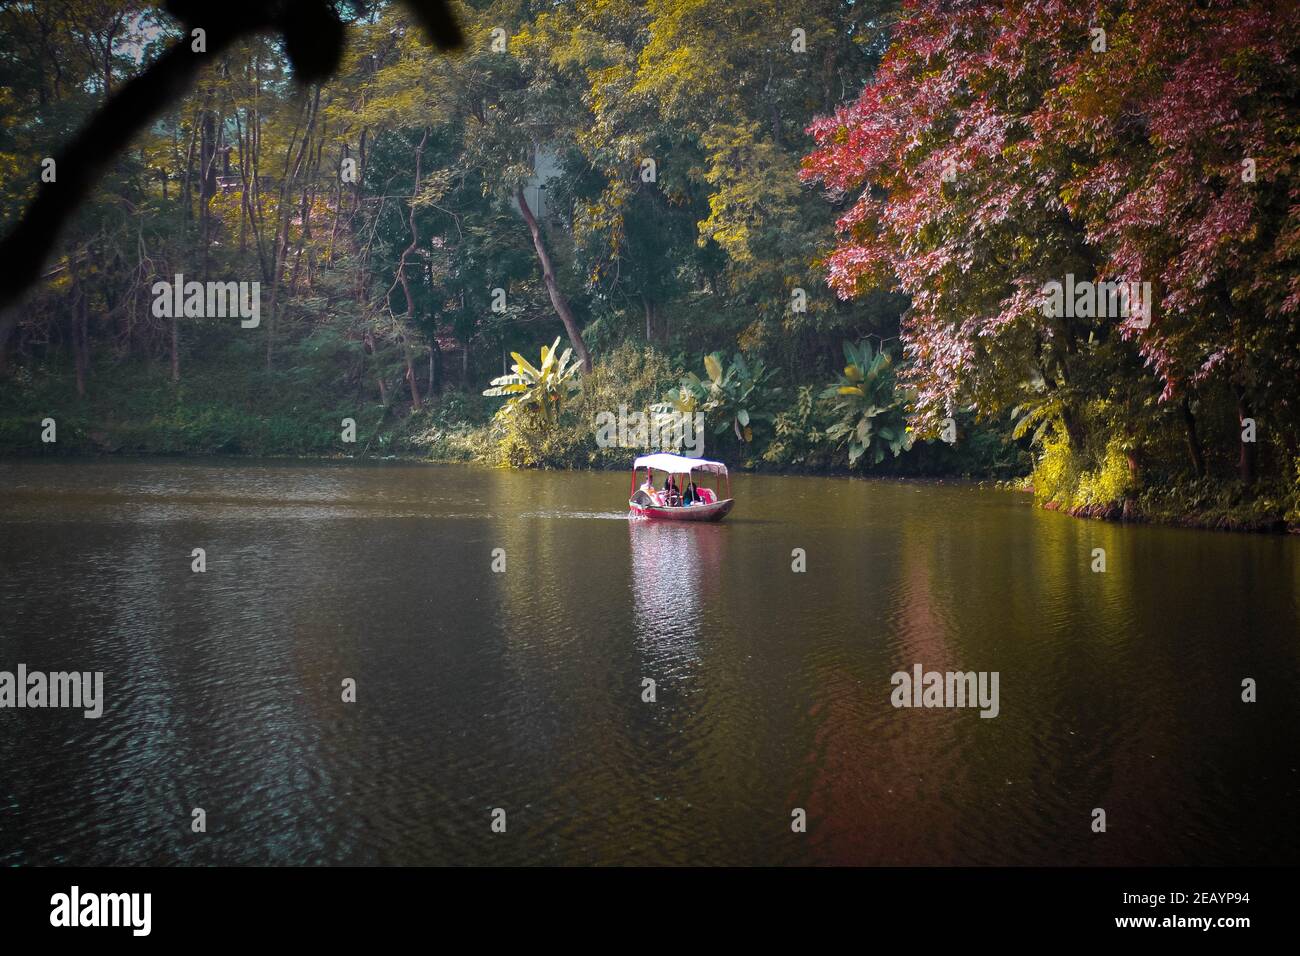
[1, 0, 1296, 528]
[802, 0, 1299, 522]
[483, 337, 581, 423]
[821, 340, 911, 465]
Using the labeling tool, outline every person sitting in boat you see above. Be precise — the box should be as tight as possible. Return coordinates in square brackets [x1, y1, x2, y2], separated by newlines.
[639, 472, 662, 506]
[682, 480, 698, 506]
[662, 475, 682, 507]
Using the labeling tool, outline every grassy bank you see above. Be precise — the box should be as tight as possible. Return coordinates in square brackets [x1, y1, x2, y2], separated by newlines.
[0, 352, 491, 461]
[1019, 431, 1299, 533]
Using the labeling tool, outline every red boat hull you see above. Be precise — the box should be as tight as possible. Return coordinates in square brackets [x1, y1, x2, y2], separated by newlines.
[628, 498, 734, 522]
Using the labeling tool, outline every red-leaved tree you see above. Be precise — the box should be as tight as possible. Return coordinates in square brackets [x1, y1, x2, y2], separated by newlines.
[803, 0, 1299, 480]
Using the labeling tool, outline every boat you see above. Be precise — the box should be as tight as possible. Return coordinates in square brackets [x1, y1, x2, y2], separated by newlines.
[628, 452, 734, 522]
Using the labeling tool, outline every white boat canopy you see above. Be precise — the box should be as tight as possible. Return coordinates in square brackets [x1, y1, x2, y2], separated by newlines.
[632, 453, 728, 476]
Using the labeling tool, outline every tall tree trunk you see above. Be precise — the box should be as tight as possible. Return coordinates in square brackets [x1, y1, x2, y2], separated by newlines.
[198, 97, 216, 276]
[266, 90, 316, 371]
[326, 143, 345, 265]
[233, 109, 251, 255]
[288, 121, 326, 294]
[181, 112, 199, 223]
[516, 185, 591, 372]
[364, 332, 387, 408]
[73, 286, 88, 398]
[405, 354, 422, 409]
[199, 105, 217, 206]
[1181, 394, 1206, 478]
[1125, 449, 1141, 484]
[173, 106, 202, 385]
[102, 18, 119, 101]
[392, 128, 430, 410]
[1059, 401, 1087, 451]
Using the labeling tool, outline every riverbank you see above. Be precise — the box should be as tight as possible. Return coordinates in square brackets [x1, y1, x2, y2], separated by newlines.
[0, 359, 488, 461]
[1037, 485, 1299, 534]
[4, 361, 1296, 534]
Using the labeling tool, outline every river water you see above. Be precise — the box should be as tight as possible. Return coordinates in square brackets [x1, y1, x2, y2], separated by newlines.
[0, 459, 1296, 865]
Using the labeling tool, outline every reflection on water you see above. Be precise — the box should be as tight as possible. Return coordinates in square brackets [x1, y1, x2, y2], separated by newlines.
[629, 521, 726, 670]
[0, 458, 1297, 865]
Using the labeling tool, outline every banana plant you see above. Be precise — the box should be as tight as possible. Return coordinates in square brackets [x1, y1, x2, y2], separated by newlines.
[820, 339, 912, 466]
[665, 351, 779, 446]
[483, 336, 580, 424]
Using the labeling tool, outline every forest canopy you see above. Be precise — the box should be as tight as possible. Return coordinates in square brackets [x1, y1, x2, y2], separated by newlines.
[1, 0, 1296, 529]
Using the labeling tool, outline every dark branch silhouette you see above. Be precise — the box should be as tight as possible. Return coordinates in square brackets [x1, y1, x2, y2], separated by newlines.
[0, 0, 462, 349]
